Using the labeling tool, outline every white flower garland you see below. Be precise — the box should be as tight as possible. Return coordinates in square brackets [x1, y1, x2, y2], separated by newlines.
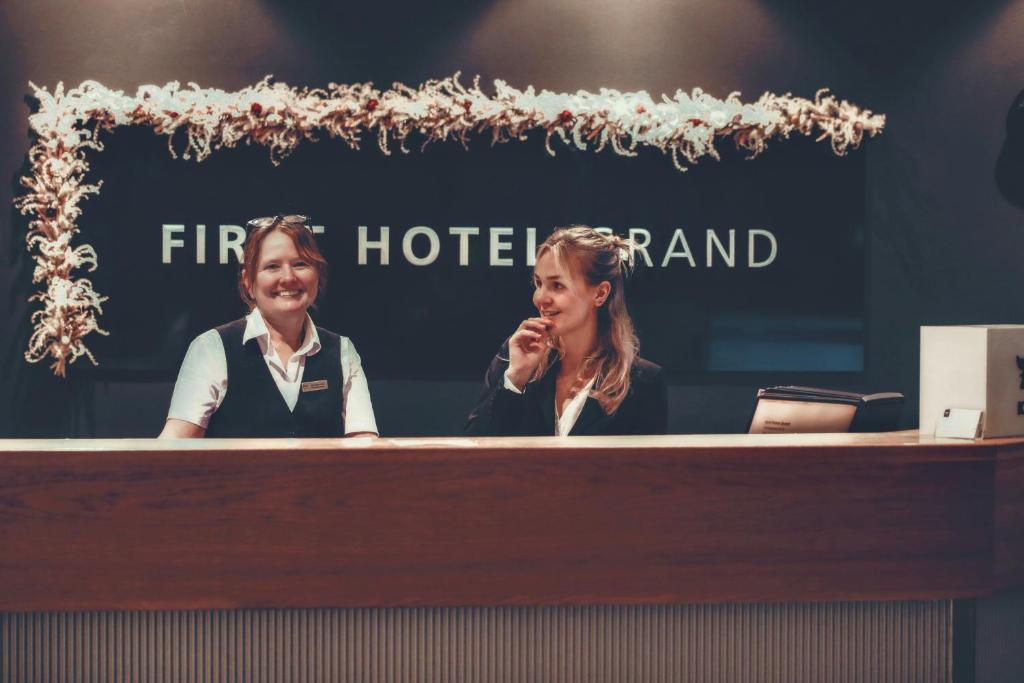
[14, 74, 884, 376]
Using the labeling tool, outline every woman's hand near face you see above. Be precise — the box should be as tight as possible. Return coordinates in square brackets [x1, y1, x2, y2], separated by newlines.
[506, 317, 553, 390]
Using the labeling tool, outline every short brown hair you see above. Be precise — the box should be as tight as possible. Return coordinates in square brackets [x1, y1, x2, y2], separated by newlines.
[238, 219, 329, 309]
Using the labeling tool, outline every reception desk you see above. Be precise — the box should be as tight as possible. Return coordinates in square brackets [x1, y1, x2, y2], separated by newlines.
[1, 432, 1022, 682]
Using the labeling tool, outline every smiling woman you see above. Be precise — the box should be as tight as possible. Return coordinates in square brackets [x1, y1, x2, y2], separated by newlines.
[158, 215, 378, 439]
[465, 226, 667, 436]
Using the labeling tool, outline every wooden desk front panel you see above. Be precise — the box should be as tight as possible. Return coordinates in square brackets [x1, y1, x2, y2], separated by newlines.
[0, 434, 1016, 611]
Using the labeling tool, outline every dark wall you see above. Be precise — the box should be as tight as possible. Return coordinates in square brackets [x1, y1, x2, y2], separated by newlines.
[2, 0, 1022, 437]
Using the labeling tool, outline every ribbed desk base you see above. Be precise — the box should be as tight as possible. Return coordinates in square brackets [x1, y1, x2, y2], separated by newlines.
[2, 602, 952, 683]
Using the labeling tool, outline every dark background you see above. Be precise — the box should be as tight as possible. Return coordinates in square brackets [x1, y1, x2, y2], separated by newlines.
[84, 128, 864, 379]
[2, 0, 1022, 437]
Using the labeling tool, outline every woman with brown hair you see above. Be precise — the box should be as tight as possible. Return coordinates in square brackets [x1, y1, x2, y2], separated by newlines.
[465, 225, 667, 436]
[159, 215, 377, 438]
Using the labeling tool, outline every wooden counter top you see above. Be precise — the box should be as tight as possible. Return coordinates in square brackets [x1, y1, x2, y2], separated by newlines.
[3, 429, 1018, 452]
[1, 432, 1022, 611]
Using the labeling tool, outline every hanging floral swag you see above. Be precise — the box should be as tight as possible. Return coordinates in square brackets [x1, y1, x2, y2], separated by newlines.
[14, 74, 884, 376]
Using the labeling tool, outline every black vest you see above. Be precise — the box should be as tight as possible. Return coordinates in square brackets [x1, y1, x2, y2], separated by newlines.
[205, 318, 345, 438]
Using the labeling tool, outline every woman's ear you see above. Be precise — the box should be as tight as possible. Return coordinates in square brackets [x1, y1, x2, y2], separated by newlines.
[595, 281, 611, 307]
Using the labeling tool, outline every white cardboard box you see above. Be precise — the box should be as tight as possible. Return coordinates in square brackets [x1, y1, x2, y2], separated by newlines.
[920, 325, 1024, 438]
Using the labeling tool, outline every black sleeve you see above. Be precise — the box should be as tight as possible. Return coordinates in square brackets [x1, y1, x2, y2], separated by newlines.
[463, 340, 529, 436]
[630, 363, 669, 435]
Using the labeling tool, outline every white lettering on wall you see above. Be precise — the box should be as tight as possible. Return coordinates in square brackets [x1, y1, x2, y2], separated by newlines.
[707, 229, 736, 268]
[403, 226, 440, 266]
[490, 227, 514, 266]
[628, 228, 653, 267]
[161, 224, 185, 264]
[526, 227, 537, 267]
[219, 225, 245, 264]
[158, 223, 781, 270]
[359, 225, 390, 266]
[196, 224, 206, 264]
[449, 227, 480, 266]
[749, 229, 778, 267]
[661, 229, 696, 268]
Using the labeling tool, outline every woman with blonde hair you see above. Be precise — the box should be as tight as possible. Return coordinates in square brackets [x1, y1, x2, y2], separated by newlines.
[465, 225, 667, 436]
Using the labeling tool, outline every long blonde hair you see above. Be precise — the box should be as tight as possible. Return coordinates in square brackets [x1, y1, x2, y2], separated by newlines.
[532, 226, 640, 414]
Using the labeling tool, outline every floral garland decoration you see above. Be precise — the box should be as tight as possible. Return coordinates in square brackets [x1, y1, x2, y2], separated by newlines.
[15, 74, 884, 376]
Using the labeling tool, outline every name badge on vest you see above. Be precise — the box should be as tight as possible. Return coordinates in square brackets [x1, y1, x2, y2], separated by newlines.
[301, 379, 329, 393]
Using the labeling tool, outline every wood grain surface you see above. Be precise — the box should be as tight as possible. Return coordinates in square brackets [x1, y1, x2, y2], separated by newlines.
[0, 432, 1021, 611]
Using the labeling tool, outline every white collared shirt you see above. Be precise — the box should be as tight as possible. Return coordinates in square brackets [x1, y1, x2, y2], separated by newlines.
[167, 308, 378, 435]
[503, 370, 596, 436]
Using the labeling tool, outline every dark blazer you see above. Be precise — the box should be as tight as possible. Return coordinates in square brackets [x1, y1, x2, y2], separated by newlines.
[464, 341, 668, 436]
